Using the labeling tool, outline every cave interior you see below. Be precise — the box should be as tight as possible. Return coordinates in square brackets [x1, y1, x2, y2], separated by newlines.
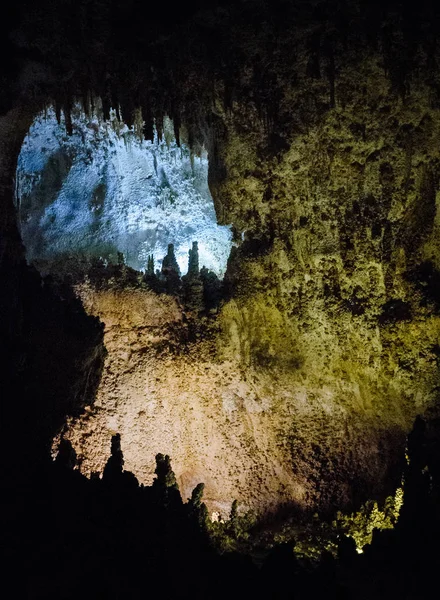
[2, 1, 440, 598]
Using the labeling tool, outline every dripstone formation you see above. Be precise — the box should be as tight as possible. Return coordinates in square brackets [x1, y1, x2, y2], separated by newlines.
[2, 2, 440, 597]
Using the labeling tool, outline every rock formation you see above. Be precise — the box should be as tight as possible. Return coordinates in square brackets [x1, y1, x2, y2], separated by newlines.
[2, 0, 440, 524]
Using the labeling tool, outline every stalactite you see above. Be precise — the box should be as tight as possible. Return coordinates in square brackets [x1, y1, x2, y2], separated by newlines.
[55, 101, 62, 125]
[90, 92, 95, 116]
[81, 86, 90, 117]
[111, 90, 121, 121]
[64, 95, 73, 136]
[142, 103, 154, 142]
[65, 107, 73, 136]
[156, 112, 164, 142]
[102, 96, 111, 122]
[187, 124, 195, 151]
[120, 97, 134, 129]
[173, 107, 181, 147]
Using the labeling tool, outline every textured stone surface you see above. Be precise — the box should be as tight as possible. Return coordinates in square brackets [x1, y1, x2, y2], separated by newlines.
[64, 283, 310, 515]
[208, 44, 440, 509]
[3, 1, 440, 521]
[17, 108, 232, 275]
[61, 32, 440, 517]
[60, 276, 405, 516]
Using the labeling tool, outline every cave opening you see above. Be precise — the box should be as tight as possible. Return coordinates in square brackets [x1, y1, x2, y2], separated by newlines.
[12, 100, 417, 532]
[16, 104, 233, 280]
[4, 1, 440, 595]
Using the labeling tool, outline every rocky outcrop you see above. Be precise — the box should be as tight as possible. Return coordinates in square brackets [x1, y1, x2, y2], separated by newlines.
[60, 271, 406, 516]
[3, 0, 440, 518]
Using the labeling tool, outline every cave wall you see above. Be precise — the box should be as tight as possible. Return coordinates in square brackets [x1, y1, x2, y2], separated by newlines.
[208, 15, 440, 508]
[2, 0, 440, 514]
[216, 37, 440, 418]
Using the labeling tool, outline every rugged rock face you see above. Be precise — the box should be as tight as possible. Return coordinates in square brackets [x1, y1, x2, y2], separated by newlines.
[3, 0, 440, 520]
[208, 17, 440, 510]
[60, 14, 440, 516]
[62, 282, 305, 515]
[17, 107, 231, 274]
[59, 272, 404, 516]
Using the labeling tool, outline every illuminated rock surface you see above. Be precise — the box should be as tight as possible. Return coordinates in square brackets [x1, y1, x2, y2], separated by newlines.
[8, 0, 440, 521]
[60, 274, 420, 516]
[63, 281, 307, 514]
[17, 107, 232, 275]
[2, 6, 440, 595]
[59, 51, 440, 516]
